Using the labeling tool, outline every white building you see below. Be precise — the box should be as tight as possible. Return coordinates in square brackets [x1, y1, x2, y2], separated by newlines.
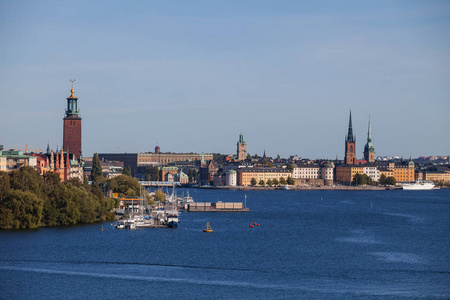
[226, 170, 237, 186]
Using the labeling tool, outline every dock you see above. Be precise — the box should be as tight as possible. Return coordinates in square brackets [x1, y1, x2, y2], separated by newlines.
[186, 201, 249, 212]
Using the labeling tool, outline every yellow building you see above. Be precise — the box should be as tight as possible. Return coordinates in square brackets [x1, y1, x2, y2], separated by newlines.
[0, 156, 7, 171]
[424, 171, 450, 183]
[392, 160, 415, 183]
[237, 167, 291, 186]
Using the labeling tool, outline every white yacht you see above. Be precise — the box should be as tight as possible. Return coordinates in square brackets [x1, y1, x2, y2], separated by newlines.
[402, 180, 435, 190]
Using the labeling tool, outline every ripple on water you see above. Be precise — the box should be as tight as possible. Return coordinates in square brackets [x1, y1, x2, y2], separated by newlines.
[382, 212, 424, 223]
[336, 230, 381, 244]
[368, 252, 425, 264]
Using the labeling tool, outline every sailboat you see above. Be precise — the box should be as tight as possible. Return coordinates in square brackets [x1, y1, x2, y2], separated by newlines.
[203, 222, 213, 233]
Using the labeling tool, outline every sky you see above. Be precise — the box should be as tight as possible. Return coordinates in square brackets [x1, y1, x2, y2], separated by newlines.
[1, 0, 449, 159]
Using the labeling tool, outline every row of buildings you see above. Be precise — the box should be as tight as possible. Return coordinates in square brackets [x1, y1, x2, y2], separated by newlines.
[3, 84, 449, 187]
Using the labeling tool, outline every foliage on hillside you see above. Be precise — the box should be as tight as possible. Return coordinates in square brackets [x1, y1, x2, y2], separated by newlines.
[0, 167, 118, 229]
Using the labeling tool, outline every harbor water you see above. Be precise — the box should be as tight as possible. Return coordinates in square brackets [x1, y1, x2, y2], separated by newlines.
[0, 189, 449, 299]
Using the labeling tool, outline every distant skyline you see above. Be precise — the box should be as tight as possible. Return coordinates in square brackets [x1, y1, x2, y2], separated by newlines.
[1, 1, 449, 158]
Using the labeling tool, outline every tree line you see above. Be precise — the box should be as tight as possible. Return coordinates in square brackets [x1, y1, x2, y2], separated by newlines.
[0, 166, 119, 229]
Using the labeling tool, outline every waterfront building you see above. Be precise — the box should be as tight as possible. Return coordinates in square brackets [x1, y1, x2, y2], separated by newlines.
[363, 117, 375, 163]
[321, 161, 335, 186]
[226, 170, 237, 186]
[159, 166, 178, 182]
[237, 132, 247, 161]
[292, 164, 320, 179]
[63, 82, 82, 159]
[291, 162, 335, 185]
[423, 171, 450, 183]
[335, 165, 364, 184]
[199, 160, 218, 185]
[363, 165, 379, 182]
[344, 111, 357, 165]
[98, 151, 213, 176]
[237, 167, 291, 186]
[392, 159, 415, 182]
[174, 171, 189, 184]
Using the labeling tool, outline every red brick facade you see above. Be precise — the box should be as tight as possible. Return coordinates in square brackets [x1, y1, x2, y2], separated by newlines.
[63, 116, 82, 158]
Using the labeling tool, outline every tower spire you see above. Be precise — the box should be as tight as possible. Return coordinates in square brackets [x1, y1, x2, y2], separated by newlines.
[367, 115, 372, 142]
[346, 110, 355, 142]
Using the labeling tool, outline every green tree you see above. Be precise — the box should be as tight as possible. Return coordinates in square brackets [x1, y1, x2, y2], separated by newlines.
[379, 174, 387, 185]
[108, 175, 141, 197]
[287, 164, 294, 172]
[279, 177, 287, 185]
[287, 176, 295, 185]
[246, 153, 251, 159]
[0, 171, 11, 199]
[272, 178, 279, 186]
[0, 190, 44, 229]
[145, 166, 160, 181]
[385, 176, 397, 185]
[250, 178, 257, 186]
[258, 179, 265, 186]
[122, 166, 131, 176]
[266, 179, 273, 186]
[154, 190, 166, 203]
[90, 153, 103, 182]
[266, 162, 273, 167]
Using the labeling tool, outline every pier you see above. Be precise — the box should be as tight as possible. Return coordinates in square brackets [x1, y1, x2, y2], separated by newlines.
[186, 201, 249, 212]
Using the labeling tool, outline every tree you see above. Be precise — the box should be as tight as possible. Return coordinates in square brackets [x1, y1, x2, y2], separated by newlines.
[0, 190, 44, 229]
[287, 164, 294, 172]
[258, 179, 265, 186]
[287, 176, 295, 185]
[145, 166, 159, 181]
[246, 153, 251, 159]
[385, 176, 397, 185]
[352, 173, 374, 186]
[122, 166, 131, 176]
[266, 162, 273, 167]
[154, 190, 166, 203]
[90, 153, 103, 182]
[188, 169, 198, 183]
[266, 179, 273, 186]
[108, 175, 141, 197]
[272, 178, 279, 186]
[279, 177, 287, 185]
[250, 178, 257, 186]
[379, 174, 387, 185]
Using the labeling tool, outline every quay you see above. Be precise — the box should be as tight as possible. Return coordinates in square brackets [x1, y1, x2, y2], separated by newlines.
[186, 201, 249, 212]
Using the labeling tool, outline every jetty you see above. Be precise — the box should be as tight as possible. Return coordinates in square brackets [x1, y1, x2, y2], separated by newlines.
[186, 201, 249, 212]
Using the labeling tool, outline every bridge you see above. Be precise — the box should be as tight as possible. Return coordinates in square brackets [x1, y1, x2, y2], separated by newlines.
[139, 181, 181, 187]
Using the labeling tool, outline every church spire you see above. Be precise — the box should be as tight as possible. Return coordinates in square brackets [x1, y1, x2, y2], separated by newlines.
[367, 115, 372, 142]
[346, 110, 355, 143]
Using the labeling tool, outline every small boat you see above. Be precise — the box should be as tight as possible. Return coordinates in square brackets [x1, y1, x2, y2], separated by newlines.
[203, 222, 213, 233]
[115, 221, 125, 229]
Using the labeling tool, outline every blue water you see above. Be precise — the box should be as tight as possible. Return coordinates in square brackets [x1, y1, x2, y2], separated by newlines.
[1, 189, 449, 299]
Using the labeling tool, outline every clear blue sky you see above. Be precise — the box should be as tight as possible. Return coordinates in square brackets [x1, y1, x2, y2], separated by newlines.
[1, 0, 449, 159]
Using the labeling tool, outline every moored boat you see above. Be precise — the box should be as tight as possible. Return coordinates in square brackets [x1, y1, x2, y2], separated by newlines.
[402, 180, 435, 190]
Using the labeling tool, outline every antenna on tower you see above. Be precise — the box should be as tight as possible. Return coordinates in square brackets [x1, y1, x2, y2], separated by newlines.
[70, 79, 75, 88]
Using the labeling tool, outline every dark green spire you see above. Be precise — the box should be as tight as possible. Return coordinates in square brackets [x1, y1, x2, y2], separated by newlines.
[346, 111, 355, 143]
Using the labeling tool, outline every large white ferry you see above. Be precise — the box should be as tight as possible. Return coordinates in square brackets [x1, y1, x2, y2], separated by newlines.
[402, 180, 435, 190]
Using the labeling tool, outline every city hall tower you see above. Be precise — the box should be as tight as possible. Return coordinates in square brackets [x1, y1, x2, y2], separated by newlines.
[63, 80, 82, 158]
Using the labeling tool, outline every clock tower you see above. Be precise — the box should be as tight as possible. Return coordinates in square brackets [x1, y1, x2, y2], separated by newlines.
[63, 80, 82, 158]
